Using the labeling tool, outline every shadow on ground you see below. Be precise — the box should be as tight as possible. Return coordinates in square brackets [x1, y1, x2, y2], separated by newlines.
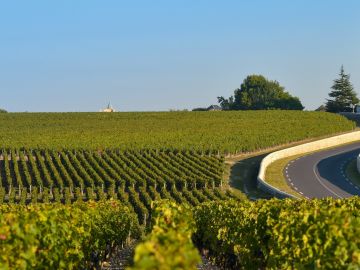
[227, 154, 271, 200]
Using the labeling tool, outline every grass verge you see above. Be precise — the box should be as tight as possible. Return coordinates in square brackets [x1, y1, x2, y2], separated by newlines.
[265, 154, 304, 198]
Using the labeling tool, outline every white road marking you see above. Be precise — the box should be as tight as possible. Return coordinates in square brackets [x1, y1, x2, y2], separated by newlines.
[313, 162, 342, 198]
[288, 144, 360, 199]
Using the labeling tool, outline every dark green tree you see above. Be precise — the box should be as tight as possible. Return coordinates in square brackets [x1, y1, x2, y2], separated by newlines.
[0, 108, 7, 113]
[326, 66, 359, 113]
[217, 96, 234, 110]
[218, 75, 304, 110]
[192, 107, 207, 111]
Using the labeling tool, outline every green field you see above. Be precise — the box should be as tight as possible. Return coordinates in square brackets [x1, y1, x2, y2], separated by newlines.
[0, 111, 354, 152]
[0, 111, 354, 223]
[0, 111, 357, 269]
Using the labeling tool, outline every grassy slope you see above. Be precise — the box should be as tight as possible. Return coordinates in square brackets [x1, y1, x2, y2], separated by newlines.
[265, 154, 304, 197]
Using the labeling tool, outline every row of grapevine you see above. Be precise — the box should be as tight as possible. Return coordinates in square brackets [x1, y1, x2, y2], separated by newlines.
[193, 198, 360, 269]
[130, 198, 360, 269]
[0, 148, 232, 224]
[0, 184, 229, 223]
[0, 201, 141, 269]
[0, 149, 224, 192]
[130, 200, 201, 270]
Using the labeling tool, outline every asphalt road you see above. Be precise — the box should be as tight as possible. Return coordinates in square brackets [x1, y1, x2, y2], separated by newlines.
[284, 141, 360, 199]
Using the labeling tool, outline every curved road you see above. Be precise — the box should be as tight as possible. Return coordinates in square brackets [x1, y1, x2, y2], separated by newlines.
[284, 141, 360, 199]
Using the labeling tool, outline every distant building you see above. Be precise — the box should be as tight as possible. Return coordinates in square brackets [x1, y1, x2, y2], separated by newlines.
[192, 105, 223, 111]
[315, 105, 326, 112]
[207, 105, 222, 111]
[100, 102, 115, 112]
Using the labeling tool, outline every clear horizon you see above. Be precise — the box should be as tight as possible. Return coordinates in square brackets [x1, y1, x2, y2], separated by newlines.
[1, 0, 359, 112]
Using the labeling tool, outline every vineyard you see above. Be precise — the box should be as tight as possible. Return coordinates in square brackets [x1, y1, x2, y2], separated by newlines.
[0, 148, 231, 224]
[0, 111, 357, 269]
[133, 198, 360, 269]
[0, 201, 142, 269]
[7, 198, 360, 269]
[0, 111, 354, 152]
[193, 198, 360, 269]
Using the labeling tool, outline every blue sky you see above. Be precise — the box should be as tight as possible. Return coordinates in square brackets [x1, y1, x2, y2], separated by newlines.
[0, 0, 359, 112]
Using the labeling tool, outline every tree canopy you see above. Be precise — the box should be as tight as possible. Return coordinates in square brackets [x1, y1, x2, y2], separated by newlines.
[218, 75, 304, 110]
[0, 108, 7, 113]
[326, 66, 359, 113]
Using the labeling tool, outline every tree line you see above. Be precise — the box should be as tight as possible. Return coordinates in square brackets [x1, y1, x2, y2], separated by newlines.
[218, 75, 304, 111]
[215, 66, 358, 113]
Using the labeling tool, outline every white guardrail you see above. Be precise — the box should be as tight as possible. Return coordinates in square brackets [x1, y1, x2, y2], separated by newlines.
[357, 154, 360, 173]
[257, 131, 360, 199]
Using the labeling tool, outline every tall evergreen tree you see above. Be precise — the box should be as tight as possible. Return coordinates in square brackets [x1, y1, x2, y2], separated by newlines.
[326, 66, 359, 112]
